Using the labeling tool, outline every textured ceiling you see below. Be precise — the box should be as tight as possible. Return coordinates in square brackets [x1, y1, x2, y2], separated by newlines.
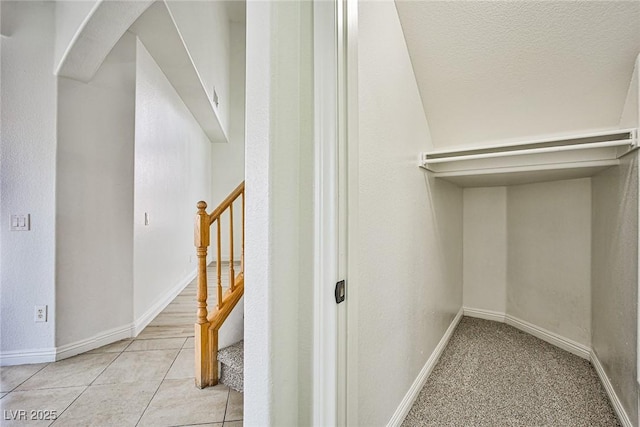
[395, 1, 640, 149]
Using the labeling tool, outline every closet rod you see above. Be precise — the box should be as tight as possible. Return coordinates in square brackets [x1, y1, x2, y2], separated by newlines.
[422, 139, 633, 165]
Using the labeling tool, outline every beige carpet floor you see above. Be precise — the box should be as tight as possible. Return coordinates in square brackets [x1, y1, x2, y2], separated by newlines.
[402, 317, 620, 427]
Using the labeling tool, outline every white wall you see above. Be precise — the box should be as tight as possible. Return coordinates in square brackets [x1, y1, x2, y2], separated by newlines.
[244, 3, 272, 420]
[133, 39, 211, 322]
[56, 32, 136, 347]
[244, 1, 315, 424]
[507, 178, 592, 347]
[357, 2, 464, 425]
[619, 55, 638, 129]
[210, 21, 246, 261]
[0, 1, 57, 359]
[592, 153, 638, 426]
[166, 0, 230, 135]
[219, 20, 246, 349]
[463, 187, 507, 313]
[463, 180, 592, 350]
[134, 36, 244, 347]
[206, 22, 246, 348]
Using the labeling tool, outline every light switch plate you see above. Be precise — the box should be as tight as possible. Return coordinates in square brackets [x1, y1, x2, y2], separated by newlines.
[11, 214, 30, 231]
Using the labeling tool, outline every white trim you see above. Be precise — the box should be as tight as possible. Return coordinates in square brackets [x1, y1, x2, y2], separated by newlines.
[55, 323, 134, 361]
[336, 0, 350, 425]
[423, 139, 633, 165]
[0, 348, 57, 366]
[424, 128, 637, 157]
[591, 350, 633, 427]
[133, 268, 197, 336]
[1, 270, 196, 366]
[463, 306, 506, 323]
[312, 0, 340, 424]
[464, 307, 590, 360]
[504, 315, 590, 360]
[56, 268, 196, 360]
[345, 0, 360, 424]
[386, 308, 464, 427]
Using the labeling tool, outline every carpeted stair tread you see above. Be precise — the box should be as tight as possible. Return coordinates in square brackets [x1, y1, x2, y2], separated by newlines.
[220, 363, 243, 393]
[218, 340, 243, 370]
[219, 340, 243, 392]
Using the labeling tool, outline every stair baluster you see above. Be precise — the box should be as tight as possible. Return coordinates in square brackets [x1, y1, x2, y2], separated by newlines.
[193, 181, 245, 389]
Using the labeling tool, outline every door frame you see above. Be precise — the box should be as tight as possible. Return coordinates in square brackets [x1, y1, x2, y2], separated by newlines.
[312, 0, 359, 425]
[312, 0, 340, 425]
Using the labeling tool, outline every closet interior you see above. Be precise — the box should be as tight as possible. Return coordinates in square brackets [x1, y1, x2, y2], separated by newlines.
[419, 55, 640, 426]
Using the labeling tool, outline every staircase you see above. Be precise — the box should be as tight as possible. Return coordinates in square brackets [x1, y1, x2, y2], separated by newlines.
[219, 340, 244, 392]
[193, 181, 245, 389]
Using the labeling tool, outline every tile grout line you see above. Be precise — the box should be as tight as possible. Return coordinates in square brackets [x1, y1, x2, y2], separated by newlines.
[120, 340, 134, 352]
[181, 336, 194, 350]
[3, 384, 102, 392]
[126, 337, 189, 343]
[170, 423, 223, 427]
[47, 384, 89, 427]
[222, 385, 231, 423]
[3, 361, 50, 394]
[86, 349, 128, 387]
[50, 346, 129, 425]
[134, 346, 184, 427]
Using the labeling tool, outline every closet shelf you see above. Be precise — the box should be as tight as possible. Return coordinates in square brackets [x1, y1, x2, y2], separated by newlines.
[419, 129, 638, 187]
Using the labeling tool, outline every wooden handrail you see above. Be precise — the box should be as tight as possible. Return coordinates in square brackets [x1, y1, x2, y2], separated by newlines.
[194, 181, 245, 389]
[209, 181, 245, 223]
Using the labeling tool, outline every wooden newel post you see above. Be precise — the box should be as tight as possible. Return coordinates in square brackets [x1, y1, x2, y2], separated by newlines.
[195, 201, 210, 324]
[194, 201, 211, 388]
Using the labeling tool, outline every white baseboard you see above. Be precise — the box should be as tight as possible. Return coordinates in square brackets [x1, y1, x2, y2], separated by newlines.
[463, 307, 590, 360]
[1, 270, 198, 366]
[387, 307, 628, 426]
[504, 314, 590, 360]
[61, 269, 197, 358]
[133, 268, 197, 336]
[591, 350, 633, 427]
[0, 348, 57, 366]
[387, 307, 463, 427]
[462, 306, 505, 323]
[55, 323, 134, 361]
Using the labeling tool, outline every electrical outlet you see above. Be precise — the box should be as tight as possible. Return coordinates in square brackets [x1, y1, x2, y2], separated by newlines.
[35, 305, 47, 323]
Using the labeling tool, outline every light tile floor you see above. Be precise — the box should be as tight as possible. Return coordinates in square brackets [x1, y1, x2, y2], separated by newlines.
[0, 265, 242, 427]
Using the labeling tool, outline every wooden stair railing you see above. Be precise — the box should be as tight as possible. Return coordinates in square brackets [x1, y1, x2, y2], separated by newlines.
[194, 181, 245, 388]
